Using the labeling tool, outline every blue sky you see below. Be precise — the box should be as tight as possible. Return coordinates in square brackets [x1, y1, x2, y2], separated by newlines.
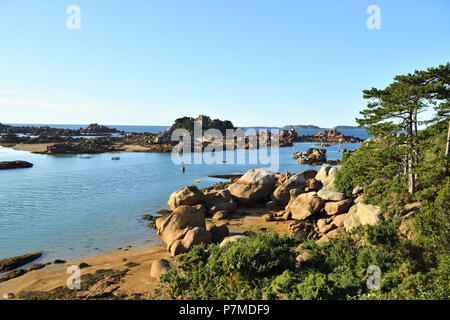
[0, 0, 449, 127]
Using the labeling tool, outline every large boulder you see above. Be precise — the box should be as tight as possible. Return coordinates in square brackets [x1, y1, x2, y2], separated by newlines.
[287, 188, 304, 206]
[150, 259, 171, 280]
[324, 199, 353, 215]
[212, 210, 228, 220]
[203, 189, 236, 215]
[316, 166, 346, 201]
[271, 170, 317, 206]
[315, 166, 339, 188]
[206, 222, 230, 243]
[286, 192, 324, 220]
[219, 235, 248, 247]
[296, 148, 327, 165]
[343, 203, 383, 232]
[331, 213, 347, 228]
[271, 174, 306, 205]
[315, 166, 332, 182]
[181, 227, 212, 250]
[227, 169, 276, 205]
[318, 188, 346, 201]
[316, 228, 343, 245]
[156, 205, 206, 252]
[296, 249, 313, 264]
[167, 185, 204, 211]
[305, 178, 322, 192]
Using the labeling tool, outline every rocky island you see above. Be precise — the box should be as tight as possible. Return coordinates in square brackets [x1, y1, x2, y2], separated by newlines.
[0, 118, 364, 155]
[292, 148, 341, 165]
[0, 161, 34, 170]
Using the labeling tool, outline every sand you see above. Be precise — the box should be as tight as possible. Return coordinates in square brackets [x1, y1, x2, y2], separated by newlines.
[0, 206, 292, 300]
[11, 143, 54, 153]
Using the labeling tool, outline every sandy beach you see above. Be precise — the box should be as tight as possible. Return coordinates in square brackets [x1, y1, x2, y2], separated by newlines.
[0, 207, 291, 299]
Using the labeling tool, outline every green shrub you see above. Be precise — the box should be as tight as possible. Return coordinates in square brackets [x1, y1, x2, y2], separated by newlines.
[296, 272, 333, 300]
[159, 232, 295, 300]
[365, 219, 400, 246]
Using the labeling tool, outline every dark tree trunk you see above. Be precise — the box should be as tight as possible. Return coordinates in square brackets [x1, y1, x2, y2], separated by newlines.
[446, 120, 450, 176]
[407, 113, 416, 194]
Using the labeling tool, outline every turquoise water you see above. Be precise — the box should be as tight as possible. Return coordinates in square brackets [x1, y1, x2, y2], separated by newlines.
[0, 141, 361, 262]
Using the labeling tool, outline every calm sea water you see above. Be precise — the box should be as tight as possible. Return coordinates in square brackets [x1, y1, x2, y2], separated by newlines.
[0, 125, 367, 262]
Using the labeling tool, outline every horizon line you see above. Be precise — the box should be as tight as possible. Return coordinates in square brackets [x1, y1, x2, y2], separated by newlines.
[2, 122, 362, 130]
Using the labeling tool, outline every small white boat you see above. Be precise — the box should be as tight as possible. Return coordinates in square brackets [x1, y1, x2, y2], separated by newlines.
[79, 155, 92, 159]
[110, 156, 120, 160]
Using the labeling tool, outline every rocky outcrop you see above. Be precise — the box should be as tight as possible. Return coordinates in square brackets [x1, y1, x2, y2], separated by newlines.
[315, 166, 338, 187]
[316, 228, 343, 244]
[308, 129, 363, 143]
[296, 249, 313, 264]
[316, 166, 346, 201]
[156, 205, 206, 253]
[206, 222, 230, 243]
[325, 199, 353, 215]
[279, 128, 364, 144]
[213, 211, 228, 220]
[0, 123, 122, 137]
[180, 227, 212, 251]
[203, 189, 235, 215]
[296, 148, 327, 165]
[157, 163, 383, 253]
[305, 178, 322, 192]
[343, 203, 383, 232]
[167, 185, 204, 211]
[286, 192, 324, 220]
[81, 123, 121, 135]
[271, 171, 314, 206]
[289, 220, 318, 241]
[0, 269, 26, 283]
[227, 169, 276, 205]
[0, 161, 33, 170]
[0, 251, 42, 273]
[318, 188, 346, 201]
[156, 205, 228, 256]
[219, 235, 248, 247]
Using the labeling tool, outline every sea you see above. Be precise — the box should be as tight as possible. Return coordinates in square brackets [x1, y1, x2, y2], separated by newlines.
[0, 124, 368, 263]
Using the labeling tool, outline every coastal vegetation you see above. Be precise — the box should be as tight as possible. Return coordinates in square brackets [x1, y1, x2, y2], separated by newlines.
[154, 123, 449, 300]
[1, 64, 448, 301]
[153, 63, 449, 300]
[171, 115, 235, 134]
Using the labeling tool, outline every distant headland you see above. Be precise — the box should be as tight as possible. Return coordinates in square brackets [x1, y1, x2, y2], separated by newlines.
[0, 117, 364, 155]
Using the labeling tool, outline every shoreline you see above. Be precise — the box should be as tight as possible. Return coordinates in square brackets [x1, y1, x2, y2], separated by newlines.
[0, 206, 293, 299]
[1, 125, 365, 156]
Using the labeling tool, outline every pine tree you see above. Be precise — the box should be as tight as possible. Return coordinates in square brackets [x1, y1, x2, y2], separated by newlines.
[419, 63, 450, 175]
[357, 68, 439, 194]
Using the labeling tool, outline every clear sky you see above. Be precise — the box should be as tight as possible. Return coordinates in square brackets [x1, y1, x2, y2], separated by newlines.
[0, 0, 449, 127]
